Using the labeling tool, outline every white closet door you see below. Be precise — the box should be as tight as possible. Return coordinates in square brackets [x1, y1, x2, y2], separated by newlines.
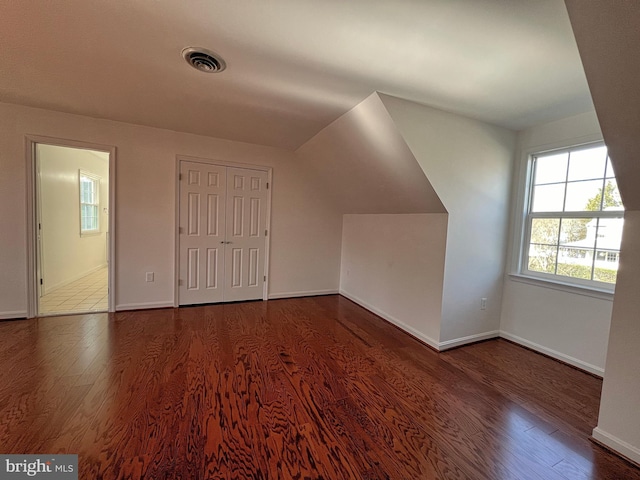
[179, 161, 268, 305]
[223, 167, 268, 302]
[179, 161, 226, 305]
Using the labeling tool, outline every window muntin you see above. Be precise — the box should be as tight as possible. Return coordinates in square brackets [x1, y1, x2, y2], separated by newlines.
[79, 171, 100, 234]
[523, 143, 624, 288]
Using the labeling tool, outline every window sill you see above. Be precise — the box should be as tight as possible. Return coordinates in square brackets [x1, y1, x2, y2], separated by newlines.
[508, 273, 615, 301]
[80, 231, 101, 238]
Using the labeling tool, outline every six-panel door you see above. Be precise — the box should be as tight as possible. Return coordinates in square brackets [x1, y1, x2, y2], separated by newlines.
[222, 167, 268, 301]
[178, 161, 268, 305]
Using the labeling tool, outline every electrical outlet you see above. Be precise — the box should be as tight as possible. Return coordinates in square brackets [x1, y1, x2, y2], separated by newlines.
[145, 272, 154, 282]
[480, 297, 487, 310]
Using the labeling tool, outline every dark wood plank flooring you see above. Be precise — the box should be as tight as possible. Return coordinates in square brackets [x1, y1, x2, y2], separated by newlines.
[1, 295, 638, 479]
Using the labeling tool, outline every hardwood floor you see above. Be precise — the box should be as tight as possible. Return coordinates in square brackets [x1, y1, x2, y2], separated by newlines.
[1, 295, 638, 479]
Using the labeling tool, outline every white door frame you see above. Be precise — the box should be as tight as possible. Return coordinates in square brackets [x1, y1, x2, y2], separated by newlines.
[174, 155, 273, 307]
[35, 154, 45, 298]
[25, 135, 117, 317]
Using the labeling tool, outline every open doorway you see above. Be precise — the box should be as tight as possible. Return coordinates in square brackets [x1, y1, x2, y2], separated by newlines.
[34, 143, 111, 316]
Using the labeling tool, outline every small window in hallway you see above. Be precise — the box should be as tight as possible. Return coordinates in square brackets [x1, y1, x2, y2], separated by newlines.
[79, 171, 100, 234]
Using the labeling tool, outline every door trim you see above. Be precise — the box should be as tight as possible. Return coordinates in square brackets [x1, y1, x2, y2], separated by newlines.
[174, 155, 273, 307]
[26, 135, 117, 317]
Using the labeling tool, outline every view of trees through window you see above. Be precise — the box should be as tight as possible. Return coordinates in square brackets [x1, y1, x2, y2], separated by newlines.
[526, 144, 624, 286]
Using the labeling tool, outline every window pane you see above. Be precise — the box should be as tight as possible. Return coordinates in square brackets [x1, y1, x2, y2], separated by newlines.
[564, 180, 604, 212]
[594, 266, 618, 284]
[559, 217, 594, 247]
[605, 157, 616, 178]
[80, 176, 97, 203]
[81, 204, 99, 232]
[530, 218, 560, 245]
[80, 184, 87, 203]
[556, 249, 594, 281]
[534, 153, 568, 185]
[88, 183, 95, 203]
[79, 173, 99, 233]
[531, 184, 565, 212]
[601, 179, 624, 211]
[528, 244, 557, 274]
[594, 240, 619, 284]
[596, 217, 623, 251]
[567, 146, 607, 181]
[90, 206, 98, 230]
[80, 178, 91, 201]
[524, 143, 623, 288]
[594, 210, 619, 282]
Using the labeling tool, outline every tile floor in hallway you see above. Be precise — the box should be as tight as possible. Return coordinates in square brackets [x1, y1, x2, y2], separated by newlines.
[39, 266, 108, 315]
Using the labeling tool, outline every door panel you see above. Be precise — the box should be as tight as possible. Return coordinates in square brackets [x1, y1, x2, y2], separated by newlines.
[179, 162, 268, 305]
[207, 195, 219, 235]
[248, 248, 259, 287]
[223, 167, 268, 302]
[187, 248, 199, 290]
[179, 161, 226, 305]
[206, 248, 219, 289]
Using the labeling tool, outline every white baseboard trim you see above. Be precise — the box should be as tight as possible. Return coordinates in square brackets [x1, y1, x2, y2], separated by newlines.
[116, 301, 174, 311]
[439, 331, 500, 350]
[499, 331, 604, 377]
[339, 290, 439, 350]
[0, 310, 28, 320]
[593, 427, 640, 465]
[118, 292, 339, 311]
[268, 289, 338, 300]
[44, 263, 108, 295]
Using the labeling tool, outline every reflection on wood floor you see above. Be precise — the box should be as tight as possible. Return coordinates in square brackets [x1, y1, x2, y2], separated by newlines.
[1, 295, 638, 479]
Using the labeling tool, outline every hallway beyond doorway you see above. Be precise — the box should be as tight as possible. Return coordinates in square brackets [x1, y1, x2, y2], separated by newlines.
[39, 266, 108, 315]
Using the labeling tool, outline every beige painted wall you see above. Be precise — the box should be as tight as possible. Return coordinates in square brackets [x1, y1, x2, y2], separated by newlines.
[298, 92, 516, 348]
[0, 102, 343, 316]
[593, 210, 640, 462]
[340, 214, 447, 348]
[564, 0, 640, 462]
[38, 144, 109, 293]
[380, 94, 517, 346]
[500, 111, 612, 375]
[296, 93, 449, 347]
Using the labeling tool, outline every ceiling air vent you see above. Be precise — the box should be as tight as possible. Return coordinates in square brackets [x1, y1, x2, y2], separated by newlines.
[181, 47, 226, 73]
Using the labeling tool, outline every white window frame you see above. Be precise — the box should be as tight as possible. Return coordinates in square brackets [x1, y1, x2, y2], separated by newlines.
[510, 138, 622, 297]
[79, 170, 101, 236]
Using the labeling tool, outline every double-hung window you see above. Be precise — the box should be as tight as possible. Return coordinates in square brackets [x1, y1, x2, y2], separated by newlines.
[79, 171, 100, 235]
[521, 143, 624, 290]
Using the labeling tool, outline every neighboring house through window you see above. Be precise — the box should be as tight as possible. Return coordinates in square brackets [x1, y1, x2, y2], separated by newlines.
[519, 142, 624, 290]
[79, 171, 100, 235]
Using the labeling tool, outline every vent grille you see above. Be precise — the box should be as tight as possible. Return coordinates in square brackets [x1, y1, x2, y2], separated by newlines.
[182, 47, 226, 73]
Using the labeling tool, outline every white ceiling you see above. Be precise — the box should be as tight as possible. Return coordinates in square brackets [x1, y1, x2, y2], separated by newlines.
[0, 0, 593, 149]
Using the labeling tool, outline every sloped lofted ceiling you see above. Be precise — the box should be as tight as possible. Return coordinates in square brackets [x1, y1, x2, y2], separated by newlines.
[0, 0, 591, 149]
[296, 92, 446, 214]
[564, 0, 640, 210]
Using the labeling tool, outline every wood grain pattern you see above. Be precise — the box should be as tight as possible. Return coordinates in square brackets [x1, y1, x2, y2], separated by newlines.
[0, 295, 638, 479]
